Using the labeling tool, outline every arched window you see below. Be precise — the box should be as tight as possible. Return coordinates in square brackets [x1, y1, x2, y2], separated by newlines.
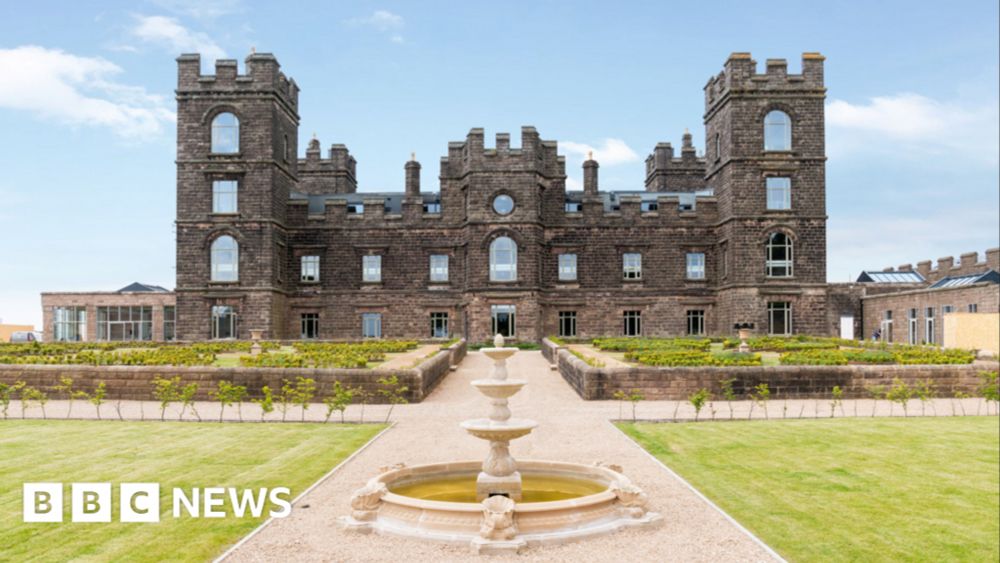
[764, 110, 791, 151]
[211, 235, 239, 281]
[765, 232, 793, 277]
[211, 112, 240, 154]
[489, 236, 517, 281]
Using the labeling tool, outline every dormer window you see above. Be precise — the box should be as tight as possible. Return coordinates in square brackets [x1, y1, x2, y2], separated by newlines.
[764, 110, 791, 151]
[211, 112, 239, 154]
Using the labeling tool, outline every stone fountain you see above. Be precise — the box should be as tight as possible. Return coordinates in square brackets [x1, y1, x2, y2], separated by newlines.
[340, 335, 662, 554]
[460, 334, 537, 501]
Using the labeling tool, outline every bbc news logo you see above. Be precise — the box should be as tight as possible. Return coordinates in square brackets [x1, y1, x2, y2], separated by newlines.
[23, 483, 291, 523]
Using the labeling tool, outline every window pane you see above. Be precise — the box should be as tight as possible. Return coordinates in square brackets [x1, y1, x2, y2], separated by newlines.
[490, 237, 517, 282]
[766, 177, 791, 210]
[491, 305, 516, 337]
[363, 255, 382, 282]
[558, 253, 577, 281]
[623, 253, 642, 279]
[764, 111, 791, 151]
[686, 253, 705, 279]
[211, 236, 239, 282]
[430, 255, 449, 282]
[211, 113, 239, 154]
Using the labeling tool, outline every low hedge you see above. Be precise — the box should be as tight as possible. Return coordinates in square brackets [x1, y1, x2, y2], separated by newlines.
[780, 347, 976, 366]
[593, 337, 712, 353]
[625, 349, 762, 367]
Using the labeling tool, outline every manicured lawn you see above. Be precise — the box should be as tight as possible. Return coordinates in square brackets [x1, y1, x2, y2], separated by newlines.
[618, 418, 999, 562]
[0, 420, 386, 562]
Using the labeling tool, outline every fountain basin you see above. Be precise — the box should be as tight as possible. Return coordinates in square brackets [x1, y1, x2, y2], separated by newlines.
[341, 460, 662, 552]
[469, 379, 527, 399]
[460, 418, 537, 442]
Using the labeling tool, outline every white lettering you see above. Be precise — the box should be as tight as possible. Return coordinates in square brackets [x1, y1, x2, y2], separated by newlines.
[172, 488, 199, 518]
[268, 487, 292, 518]
[203, 487, 226, 518]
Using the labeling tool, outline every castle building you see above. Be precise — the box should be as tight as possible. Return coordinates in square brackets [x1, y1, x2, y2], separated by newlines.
[173, 51, 834, 343]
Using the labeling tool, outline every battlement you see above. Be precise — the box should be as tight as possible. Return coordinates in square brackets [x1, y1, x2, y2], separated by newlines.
[704, 52, 824, 111]
[644, 131, 707, 193]
[882, 248, 1000, 284]
[297, 137, 357, 194]
[176, 53, 298, 109]
[441, 126, 565, 177]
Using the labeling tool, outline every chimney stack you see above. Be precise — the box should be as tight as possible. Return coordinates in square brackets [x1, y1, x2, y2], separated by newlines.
[583, 151, 599, 195]
[405, 154, 421, 198]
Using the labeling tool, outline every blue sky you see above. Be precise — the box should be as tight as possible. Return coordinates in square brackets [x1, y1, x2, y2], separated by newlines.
[1, 0, 998, 328]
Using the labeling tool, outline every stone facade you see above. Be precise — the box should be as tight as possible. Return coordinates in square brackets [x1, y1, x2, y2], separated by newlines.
[174, 52, 832, 343]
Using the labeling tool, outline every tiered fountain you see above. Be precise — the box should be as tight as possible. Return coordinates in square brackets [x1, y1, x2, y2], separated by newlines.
[341, 335, 661, 554]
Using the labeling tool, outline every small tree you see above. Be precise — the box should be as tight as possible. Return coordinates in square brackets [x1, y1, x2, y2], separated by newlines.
[377, 375, 409, 423]
[21, 386, 49, 419]
[752, 383, 771, 420]
[294, 376, 317, 422]
[0, 381, 25, 420]
[626, 389, 644, 422]
[720, 378, 737, 420]
[953, 391, 969, 416]
[866, 384, 886, 417]
[178, 382, 200, 421]
[688, 388, 710, 422]
[114, 391, 126, 421]
[324, 381, 356, 423]
[357, 389, 371, 423]
[210, 381, 238, 422]
[886, 378, 914, 417]
[915, 379, 936, 417]
[277, 379, 296, 422]
[53, 376, 78, 418]
[978, 371, 999, 416]
[830, 386, 844, 418]
[252, 385, 275, 422]
[152, 376, 181, 421]
[612, 390, 626, 420]
[90, 382, 107, 420]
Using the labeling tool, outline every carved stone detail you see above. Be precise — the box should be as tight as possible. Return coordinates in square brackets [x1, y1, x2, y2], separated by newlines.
[612, 481, 649, 518]
[350, 481, 387, 521]
[594, 461, 624, 474]
[479, 495, 517, 540]
[378, 462, 406, 474]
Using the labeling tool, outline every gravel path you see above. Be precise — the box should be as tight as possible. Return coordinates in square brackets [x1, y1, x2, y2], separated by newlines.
[221, 350, 778, 562]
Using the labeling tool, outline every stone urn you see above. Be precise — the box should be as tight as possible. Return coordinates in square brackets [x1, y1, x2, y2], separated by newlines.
[250, 329, 264, 356]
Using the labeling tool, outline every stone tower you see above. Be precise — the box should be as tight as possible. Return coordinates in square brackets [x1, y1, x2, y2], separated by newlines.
[704, 53, 829, 334]
[174, 53, 300, 340]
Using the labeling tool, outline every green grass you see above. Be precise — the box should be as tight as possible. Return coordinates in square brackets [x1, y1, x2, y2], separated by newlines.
[0, 420, 387, 562]
[618, 418, 999, 562]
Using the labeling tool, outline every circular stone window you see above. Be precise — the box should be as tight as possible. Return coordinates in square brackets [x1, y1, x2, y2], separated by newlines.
[492, 194, 515, 215]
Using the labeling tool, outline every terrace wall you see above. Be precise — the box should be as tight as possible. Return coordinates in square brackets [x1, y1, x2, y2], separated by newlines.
[0, 339, 466, 404]
[555, 348, 995, 401]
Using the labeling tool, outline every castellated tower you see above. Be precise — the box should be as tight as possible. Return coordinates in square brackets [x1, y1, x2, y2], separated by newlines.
[174, 53, 300, 340]
[704, 52, 829, 334]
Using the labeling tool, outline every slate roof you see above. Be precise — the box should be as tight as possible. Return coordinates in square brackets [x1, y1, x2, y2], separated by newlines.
[117, 282, 171, 293]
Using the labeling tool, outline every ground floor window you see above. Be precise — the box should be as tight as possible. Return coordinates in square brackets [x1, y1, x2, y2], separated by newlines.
[925, 307, 935, 344]
[362, 313, 382, 339]
[686, 310, 705, 336]
[491, 305, 516, 337]
[97, 306, 152, 341]
[301, 313, 319, 339]
[211, 306, 238, 339]
[623, 310, 642, 336]
[767, 302, 792, 336]
[968, 303, 978, 313]
[164, 306, 176, 341]
[908, 308, 917, 345]
[430, 312, 449, 338]
[558, 311, 577, 338]
[881, 310, 893, 343]
[53, 306, 86, 341]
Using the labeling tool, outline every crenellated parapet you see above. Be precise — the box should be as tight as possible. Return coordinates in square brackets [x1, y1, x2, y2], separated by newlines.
[298, 137, 357, 194]
[882, 248, 1000, 283]
[441, 127, 565, 179]
[644, 131, 707, 193]
[177, 53, 298, 112]
[704, 52, 825, 114]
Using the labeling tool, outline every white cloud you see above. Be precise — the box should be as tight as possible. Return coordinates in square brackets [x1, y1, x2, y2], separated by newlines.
[347, 10, 405, 43]
[130, 15, 227, 62]
[151, 0, 243, 20]
[827, 210, 1000, 282]
[348, 10, 404, 31]
[561, 138, 640, 166]
[827, 93, 999, 166]
[0, 45, 175, 139]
